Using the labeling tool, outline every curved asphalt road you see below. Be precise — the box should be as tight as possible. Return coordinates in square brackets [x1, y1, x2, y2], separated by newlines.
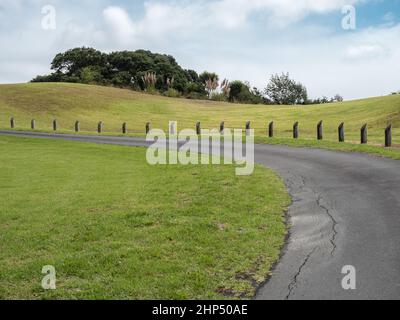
[1, 130, 400, 300]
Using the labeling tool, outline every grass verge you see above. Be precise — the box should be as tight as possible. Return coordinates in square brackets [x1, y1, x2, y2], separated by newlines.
[255, 137, 400, 160]
[0, 135, 289, 300]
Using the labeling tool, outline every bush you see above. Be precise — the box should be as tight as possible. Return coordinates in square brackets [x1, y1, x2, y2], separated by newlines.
[31, 73, 63, 83]
[164, 88, 181, 98]
[79, 67, 104, 84]
[111, 71, 132, 88]
[185, 92, 207, 100]
[210, 93, 226, 102]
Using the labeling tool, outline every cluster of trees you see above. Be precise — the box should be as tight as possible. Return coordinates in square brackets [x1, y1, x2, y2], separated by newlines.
[32, 47, 343, 105]
[32, 47, 210, 98]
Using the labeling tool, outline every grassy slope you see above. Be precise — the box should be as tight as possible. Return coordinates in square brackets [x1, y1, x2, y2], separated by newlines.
[0, 136, 289, 300]
[0, 83, 399, 146]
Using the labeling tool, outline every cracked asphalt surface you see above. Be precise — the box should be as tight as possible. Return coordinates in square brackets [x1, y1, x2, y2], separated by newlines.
[2, 131, 400, 300]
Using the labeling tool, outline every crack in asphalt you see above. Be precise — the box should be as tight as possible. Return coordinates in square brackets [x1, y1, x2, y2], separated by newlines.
[288, 171, 339, 257]
[316, 193, 338, 256]
[282, 173, 338, 299]
[285, 247, 317, 300]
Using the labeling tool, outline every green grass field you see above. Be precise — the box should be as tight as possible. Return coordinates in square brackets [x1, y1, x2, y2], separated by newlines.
[0, 136, 289, 300]
[0, 83, 399, 146]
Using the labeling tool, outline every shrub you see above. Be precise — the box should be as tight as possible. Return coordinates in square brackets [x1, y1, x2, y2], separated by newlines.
[164, 88, 181, 98]
[210, 93, 226, 102]
[79, 67, 104, 84]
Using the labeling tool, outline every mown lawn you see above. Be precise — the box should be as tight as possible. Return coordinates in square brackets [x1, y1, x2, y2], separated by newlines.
[0, 136, 289, 300]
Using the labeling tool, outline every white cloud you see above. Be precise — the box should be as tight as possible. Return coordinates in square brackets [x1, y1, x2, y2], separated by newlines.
[212, 0, 362, 28]
[137, 2, 198, 37]
[103, 6, 135, 45]
[345, 44, 385, 59]
[99, 0, 363, 44]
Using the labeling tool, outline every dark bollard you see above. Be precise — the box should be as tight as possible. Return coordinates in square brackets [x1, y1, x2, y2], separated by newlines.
[361, 124, 368, 144]
[75, 121, 80, 133]
[338, 123, 345, 142]
[269, 122, 274, 138]
[196, 122, 201, 135]
[169, 122, 176, 135]
[122, 122, 128, 134]
[10, 117, 15, 129]
[146, 122, 151, 134]
[246, 121, 251, 136]
[220, 122, 225, 134]
[293, 122, 299, 139]
[31, 119, 35, 130]
[98, 121, 103, 134]
[53, 119, 58, 131]
[317, 120, 323, 140]
[385, 125, 392, 147]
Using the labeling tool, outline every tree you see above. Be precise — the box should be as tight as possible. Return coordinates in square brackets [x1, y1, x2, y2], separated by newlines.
[199, 71, 218, 85]
[51, 47, 106, 76]
[229, 81, 251, 103]
[220, 79, 231, 98]
[200, 72, 219, 99]
[227, 81, 266, 104]
[79, 66, 104, 84]
[252, 87, 270, 104]
[265, 73, 308, 105]
[185, 69, 200, 83]
[182, 69, 206, 97]
[334, 94, 344, 102]
[111, 71, 132, 88]
[320, 96, 329, 104]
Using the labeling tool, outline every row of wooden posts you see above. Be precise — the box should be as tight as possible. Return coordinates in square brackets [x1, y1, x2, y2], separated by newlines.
[8, 117, 394, 147]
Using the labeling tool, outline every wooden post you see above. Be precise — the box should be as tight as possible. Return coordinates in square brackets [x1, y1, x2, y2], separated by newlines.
[169, 122, 176, 135]
[146, 122, 151, 134]
[246, 121, 251, 136]
[196, 122, 201, 135]
[53, 119, 58, 131]
[269, 122, 274, 138]
[385, 125, 392, 147]
[220, 122, 225, 134]
[75, 121, 80, 133]
[122, 123, 128, 134]
[338, 123, 345, 142]
[361, 124, 368, 144]
[317, 120, 323, 140]
[293, 122, 299, 139]
[10, 117, 15, 129]
[98, 121, 103, 134]
[31, 119, 35, 130]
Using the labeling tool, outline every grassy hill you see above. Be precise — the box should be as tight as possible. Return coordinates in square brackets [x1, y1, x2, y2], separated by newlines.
[0, 83, 399, 145]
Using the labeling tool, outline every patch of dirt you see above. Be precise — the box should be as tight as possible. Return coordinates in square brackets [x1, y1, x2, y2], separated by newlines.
[216, 257, 266, 299]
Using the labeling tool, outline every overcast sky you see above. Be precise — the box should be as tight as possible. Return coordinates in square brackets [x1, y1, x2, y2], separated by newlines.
[0, 0, 399, 99]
